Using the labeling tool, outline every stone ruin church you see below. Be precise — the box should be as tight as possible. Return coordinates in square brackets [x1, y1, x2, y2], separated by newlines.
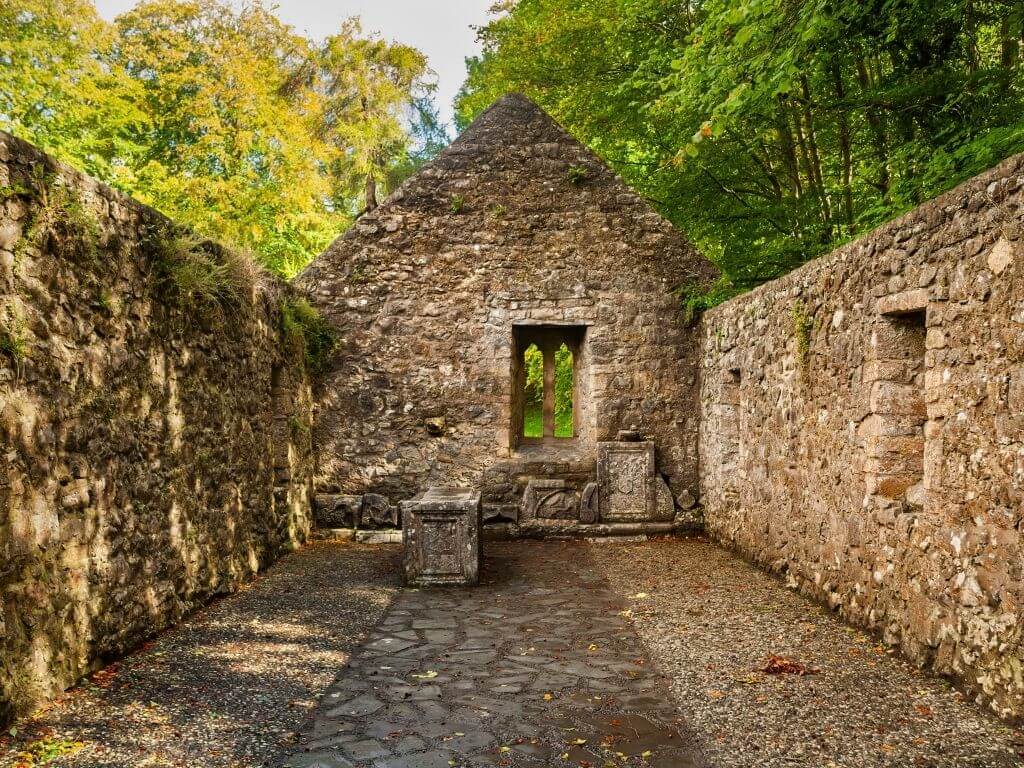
[4, 89, 1024, 726]
[300, 94, 718, 534]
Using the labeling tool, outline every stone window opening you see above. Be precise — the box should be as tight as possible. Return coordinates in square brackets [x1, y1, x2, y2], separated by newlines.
[511, 325, 585, 448]
[866, 303, 928, 509]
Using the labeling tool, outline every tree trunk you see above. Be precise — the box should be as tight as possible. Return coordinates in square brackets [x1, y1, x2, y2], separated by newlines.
[856, 55, 891, 200]
[799, 75, 831, 237]
[831, 58, 855, 232]
[542, 345, 556, 438]
[365, 173, 378, 212]
[1001, 14, 1020, 68]
[775, 97, 802, 198]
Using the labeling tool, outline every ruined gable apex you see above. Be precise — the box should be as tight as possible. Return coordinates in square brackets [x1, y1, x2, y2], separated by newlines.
[298, 93, 718, 290]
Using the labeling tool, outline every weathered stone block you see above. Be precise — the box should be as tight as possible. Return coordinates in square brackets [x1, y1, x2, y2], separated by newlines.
[988, 237, 1016, 275]
[315, 494, 360, 528]
[360, 493, 397, 528]
[401, 487, 481, 587]
[597, 441, 656, 523]
[877, 288, 929, 316]
[579, 482, 599, 523]
[521, 478, 578, 521]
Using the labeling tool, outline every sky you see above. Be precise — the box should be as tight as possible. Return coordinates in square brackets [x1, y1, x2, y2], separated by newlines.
[92, 0, 496, 131]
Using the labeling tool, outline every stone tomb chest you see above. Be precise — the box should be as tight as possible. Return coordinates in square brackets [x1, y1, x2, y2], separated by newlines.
[401, 487, 482, 586]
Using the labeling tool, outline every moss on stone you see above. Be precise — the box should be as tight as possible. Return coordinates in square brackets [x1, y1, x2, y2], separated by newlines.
[281, 297, 338, 376]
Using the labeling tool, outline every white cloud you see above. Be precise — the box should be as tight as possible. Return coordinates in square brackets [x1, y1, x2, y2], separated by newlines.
[92, 0, 495, 129]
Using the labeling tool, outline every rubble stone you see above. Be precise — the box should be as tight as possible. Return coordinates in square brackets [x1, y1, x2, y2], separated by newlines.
[700, 150, 1024, 720]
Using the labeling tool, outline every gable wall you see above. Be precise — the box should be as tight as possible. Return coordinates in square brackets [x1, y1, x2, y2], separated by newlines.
[300, 97, 717, 517]
[699, 152, 1024, 718]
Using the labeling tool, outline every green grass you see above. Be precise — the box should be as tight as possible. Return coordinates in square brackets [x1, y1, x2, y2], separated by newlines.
[523, 401, 573, 438]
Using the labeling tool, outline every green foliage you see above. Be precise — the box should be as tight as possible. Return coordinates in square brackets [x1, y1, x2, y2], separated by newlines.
[281, 297, 338, 376]
[566, 166, 589, 185]
[0, 313, 28, 366]
[15, 177, 100, 267]
[450, 195, 466, 214]
[150, 230, 253, 310]
[458, 0, 1024, 294]
[679, 277, 742, 326]
[1, 0, 444, 278]
[522, 343, 574, 437]
[289, 415, 310, 438]
[0, 182, 32, 202]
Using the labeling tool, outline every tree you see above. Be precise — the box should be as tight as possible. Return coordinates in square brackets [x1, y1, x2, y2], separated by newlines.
[457, 0, 1024, 290]
[0, 0, 443, 277]
[0, 0, 148, 184]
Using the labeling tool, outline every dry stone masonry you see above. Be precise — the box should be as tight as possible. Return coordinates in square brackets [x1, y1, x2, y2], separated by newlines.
[299, 94, 717, 536]
[700, 153, 1024, 720]
[0, 132, 314, 725]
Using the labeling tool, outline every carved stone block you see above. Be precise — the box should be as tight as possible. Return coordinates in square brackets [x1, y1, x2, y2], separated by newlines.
[521, 478, 579, 520]
[579, 482, 599, 523]
[401, 487, 482, 587]
[653, 475, 676, 522]
[596, 441, 656, 522]
[361, 493, 398, 528]
[483, 503, 519, 524]
[315, 494, 361, 528]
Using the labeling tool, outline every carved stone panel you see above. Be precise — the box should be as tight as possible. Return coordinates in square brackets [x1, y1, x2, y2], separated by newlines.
[420, 518, 462, 577]
[597, 441, 656, 522]
[521, 479, 579, 521]
[401, 487, 481, 587]
[579, 482, 599, 523]
[361, 492, 398, 528]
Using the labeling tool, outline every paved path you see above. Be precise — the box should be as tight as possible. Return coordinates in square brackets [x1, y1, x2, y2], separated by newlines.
[282, 541, 703, 768]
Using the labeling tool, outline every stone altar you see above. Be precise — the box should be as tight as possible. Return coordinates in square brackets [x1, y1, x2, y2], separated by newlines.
[401, 487, 482, 586]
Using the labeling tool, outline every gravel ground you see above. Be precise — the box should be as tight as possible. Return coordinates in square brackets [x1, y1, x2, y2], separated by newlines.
[593, 536, 1024, 768]
[0, 541, 401, 768]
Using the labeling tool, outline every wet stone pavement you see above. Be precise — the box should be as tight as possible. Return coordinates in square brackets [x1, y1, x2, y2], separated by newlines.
[282, 541, 702, 768]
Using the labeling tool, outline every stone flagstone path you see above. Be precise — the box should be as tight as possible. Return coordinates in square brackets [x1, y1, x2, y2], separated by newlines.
[282, 541, 703, 768]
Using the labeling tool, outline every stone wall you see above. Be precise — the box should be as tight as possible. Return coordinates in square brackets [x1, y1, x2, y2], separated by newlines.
[300, 95, 717, 526]
[0, 132, 314, 725]
[700, 153, 1024, 718]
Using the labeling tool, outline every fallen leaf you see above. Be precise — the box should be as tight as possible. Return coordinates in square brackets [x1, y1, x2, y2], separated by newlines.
[761, 655, 817, 676]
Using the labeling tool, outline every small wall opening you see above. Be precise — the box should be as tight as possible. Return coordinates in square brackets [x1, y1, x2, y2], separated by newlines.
[867, 306, 927, 507]
[511, 325, 585, 448]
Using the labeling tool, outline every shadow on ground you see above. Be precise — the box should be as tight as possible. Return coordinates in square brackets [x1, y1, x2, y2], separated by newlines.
[0, 541, 401, 768]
